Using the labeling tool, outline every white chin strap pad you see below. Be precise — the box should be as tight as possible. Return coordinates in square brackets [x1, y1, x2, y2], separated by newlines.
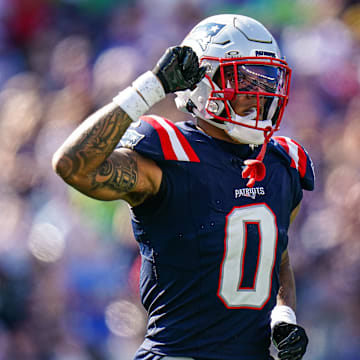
[225, 114, 272, 145]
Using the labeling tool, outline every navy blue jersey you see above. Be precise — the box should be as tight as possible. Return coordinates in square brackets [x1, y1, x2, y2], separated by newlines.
[118, 115, 315, 360]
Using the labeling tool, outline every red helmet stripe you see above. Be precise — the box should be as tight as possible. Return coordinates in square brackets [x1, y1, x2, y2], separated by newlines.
[142, 116, 200, 162]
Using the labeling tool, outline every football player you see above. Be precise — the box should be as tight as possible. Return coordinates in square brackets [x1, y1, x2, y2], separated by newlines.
[53, 14, 313, 360]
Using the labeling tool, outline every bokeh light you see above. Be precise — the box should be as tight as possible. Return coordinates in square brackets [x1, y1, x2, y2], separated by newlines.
[105, 300, 145, 338]
[28, 222, 65, 262]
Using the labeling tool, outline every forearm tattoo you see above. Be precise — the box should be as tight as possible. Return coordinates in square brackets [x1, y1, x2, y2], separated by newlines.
[58, 104, 136, 194]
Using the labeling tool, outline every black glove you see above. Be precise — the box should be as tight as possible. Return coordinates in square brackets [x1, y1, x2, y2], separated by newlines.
[272, 322, 308, 360]
[153, 46, 206, 93]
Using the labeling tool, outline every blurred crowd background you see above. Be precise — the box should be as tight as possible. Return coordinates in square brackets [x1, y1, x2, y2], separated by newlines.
[0, 0, 360, 359]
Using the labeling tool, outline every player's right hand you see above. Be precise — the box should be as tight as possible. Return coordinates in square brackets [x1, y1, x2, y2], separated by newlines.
[152, 46, 206, 93]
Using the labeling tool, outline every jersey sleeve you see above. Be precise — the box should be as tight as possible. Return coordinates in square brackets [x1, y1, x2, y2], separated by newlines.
[272, 136, 315, 191]
[116, 115, 200, 163]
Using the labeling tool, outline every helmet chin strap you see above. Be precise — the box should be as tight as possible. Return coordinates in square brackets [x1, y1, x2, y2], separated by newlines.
[227, 113, 272, 145]
[199, 105, 275, 188]
[241, 126, 274, 188]
[233, 108, 258, 123]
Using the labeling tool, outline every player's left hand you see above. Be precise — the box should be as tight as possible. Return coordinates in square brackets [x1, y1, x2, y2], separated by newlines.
[272, 322, 308, 360]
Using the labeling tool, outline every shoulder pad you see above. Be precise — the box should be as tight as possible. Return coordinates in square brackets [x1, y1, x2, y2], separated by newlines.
[272, 136, 315, 191]
[117, 115, 200, 163]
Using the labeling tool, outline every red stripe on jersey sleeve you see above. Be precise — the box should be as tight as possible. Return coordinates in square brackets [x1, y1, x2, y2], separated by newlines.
[159, 117, 200, 162]
[142, 116, 177, 160]
[289, 138, 307, 178]
[142, 116, 200, 162]
[273, 136, 297, 170]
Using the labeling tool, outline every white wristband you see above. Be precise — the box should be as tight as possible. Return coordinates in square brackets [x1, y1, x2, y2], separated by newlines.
[270, 305, 297, 329]
[132, 71, 165, 108]
[112, 71, 166, 122]
[113, 86, 149, 122]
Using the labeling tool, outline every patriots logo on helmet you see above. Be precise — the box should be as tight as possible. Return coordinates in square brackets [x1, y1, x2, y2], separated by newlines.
[188, 22, 225, 51]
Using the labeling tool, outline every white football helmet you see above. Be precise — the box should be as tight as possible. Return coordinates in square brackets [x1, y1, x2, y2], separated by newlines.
[175, 14, 291, 144]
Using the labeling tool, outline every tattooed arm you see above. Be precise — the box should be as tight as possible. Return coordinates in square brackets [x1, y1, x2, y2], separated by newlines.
[52, 102, 162, 207]
[53, 46, 205, 205]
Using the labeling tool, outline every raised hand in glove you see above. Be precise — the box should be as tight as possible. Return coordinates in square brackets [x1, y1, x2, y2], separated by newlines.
[272, 322, 308, 360]
[153, 46, 206, 93]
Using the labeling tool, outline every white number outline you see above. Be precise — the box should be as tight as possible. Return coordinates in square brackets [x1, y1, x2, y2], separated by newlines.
[217, 203, 278, 309]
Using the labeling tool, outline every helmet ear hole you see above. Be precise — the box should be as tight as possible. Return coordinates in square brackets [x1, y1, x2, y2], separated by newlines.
[186, 99, 197, 113]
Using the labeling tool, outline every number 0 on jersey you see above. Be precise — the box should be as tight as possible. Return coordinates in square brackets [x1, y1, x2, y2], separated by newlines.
[218, 204, 278, 309]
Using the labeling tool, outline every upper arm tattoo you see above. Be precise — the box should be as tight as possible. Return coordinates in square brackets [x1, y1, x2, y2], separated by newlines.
[90, 151, 138, 194]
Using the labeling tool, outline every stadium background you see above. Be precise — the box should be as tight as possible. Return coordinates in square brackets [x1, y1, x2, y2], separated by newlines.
[0, 0, 359, 359]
